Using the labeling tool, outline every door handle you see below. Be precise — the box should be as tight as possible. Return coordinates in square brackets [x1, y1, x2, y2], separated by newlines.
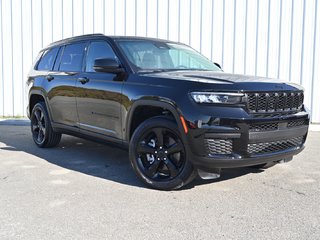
[78, 77, 89, 84]
[46, 75, 54, 81]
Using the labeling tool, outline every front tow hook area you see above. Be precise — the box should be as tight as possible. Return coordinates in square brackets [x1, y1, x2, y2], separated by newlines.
[277, 156, 293, 164]
[197, 168, 221, 180]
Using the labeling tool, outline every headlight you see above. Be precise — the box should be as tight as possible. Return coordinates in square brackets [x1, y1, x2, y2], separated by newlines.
[190, 92, 244, 104]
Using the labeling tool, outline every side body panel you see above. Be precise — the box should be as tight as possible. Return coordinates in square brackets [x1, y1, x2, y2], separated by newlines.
[44, 71, 79, 127]
[76, 71, 124, 139]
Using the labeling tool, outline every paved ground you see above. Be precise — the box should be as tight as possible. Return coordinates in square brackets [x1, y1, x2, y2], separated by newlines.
[0, 123, 319, 240]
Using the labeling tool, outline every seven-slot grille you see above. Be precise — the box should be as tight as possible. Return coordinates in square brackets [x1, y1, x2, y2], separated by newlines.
[247, 91, 304, 113]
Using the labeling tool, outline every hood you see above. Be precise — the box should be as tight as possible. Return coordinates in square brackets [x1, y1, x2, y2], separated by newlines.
[142, 70, 303, 91]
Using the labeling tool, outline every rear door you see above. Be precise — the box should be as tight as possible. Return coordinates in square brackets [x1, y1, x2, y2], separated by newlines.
[75, 40, 124, 139]
[45, 42, 87, 128]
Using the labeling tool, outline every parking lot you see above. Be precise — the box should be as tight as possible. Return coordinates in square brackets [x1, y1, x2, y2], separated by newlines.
[0, 121, 319, 240]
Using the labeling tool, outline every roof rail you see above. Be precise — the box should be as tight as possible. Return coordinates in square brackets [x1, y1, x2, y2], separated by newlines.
[46, 33, 105, 48]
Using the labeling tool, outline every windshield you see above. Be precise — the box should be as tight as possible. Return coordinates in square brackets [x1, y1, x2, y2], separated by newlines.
[117, 40, 221, 72]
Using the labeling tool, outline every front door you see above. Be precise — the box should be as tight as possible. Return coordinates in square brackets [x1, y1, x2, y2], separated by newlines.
[76, 41, 124, 139]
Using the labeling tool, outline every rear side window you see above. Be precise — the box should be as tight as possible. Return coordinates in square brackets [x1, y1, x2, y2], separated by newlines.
[59, 42, 87, 72]
[53, 46, 64, 71]
[37, 47, 59, 70]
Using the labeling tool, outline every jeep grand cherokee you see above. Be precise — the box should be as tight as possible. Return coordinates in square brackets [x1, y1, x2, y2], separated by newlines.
[27, 34, 309, 190]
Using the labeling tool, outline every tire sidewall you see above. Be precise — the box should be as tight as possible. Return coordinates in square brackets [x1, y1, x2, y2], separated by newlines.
[129, 116, 194, 190]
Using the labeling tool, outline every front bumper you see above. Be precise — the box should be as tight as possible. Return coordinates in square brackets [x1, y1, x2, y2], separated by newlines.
[191, 146, 304, 169]
[187, 112, 309, 169]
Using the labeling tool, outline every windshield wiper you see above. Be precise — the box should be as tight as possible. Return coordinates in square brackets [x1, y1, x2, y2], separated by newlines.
[138, 68, 211, 73]
[137, 69, 171, 73]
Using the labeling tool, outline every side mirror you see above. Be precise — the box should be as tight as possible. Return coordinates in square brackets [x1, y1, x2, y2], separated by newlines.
[214, 62, 222, 69]
[93, 58, 124, 73]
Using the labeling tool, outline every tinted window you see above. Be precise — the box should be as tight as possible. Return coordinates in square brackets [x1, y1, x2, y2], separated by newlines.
[118, 40, 220, 71]
[59, 42, 86, 72]
[86, 41, 118, 72]
[37, 47, 59, 70]
[53, 46, 64, 71]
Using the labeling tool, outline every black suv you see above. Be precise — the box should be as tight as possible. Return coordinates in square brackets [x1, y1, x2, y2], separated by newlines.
[27, 34, 309, 190]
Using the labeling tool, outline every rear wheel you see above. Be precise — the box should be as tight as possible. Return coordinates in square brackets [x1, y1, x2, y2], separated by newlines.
[31, 102, 61, 148]
[129, 116, 195, 190]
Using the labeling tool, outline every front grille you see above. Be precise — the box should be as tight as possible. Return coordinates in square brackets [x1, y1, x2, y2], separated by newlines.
[247, 91, 304, 113]
[247, 136, 304, 155]
[251, 112, 298, 118]
[288, 119, 308, 128]
[205, 139, 232, 155]
[249, 122, 279, 132]
[249, 119, 308, 132]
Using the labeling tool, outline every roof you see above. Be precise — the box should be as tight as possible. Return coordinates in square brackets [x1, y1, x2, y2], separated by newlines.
[109, 36, 176, 43]
[45, 34, 177, 49]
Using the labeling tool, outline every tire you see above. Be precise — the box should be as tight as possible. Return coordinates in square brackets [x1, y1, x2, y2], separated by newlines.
[30, 102, 61, 148]
[129, 116, 196, 190]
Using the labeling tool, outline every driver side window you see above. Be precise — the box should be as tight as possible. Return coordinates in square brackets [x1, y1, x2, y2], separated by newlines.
[85, 41, 118, 72]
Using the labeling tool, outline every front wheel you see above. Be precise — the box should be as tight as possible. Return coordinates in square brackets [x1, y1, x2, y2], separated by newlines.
[129, 116, 196, 190]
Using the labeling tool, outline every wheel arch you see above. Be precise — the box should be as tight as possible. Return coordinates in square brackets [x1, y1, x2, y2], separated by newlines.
[28, 90, 52, 121]
[125, 99, 187, 142]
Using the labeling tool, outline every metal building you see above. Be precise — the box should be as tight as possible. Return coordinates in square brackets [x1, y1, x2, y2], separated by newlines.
[0, 0, 319, 122]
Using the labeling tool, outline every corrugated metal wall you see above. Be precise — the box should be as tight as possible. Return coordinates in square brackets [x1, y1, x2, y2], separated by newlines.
[0, 0, 319, 122]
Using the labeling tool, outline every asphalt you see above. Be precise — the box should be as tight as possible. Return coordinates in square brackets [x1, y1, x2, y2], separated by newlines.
[0, 123, 319, 240]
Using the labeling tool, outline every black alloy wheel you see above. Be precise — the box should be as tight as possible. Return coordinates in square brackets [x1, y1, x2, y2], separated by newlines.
[31, 107, 46, 145]
[30, 102, 61, 148]
[129, 116, 195, 190]
[136, 127, 186, 180]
